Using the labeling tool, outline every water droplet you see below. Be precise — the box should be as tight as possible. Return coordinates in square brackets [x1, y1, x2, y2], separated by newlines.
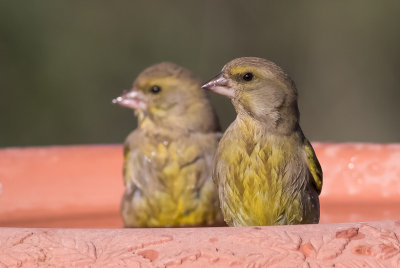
[163, 140, 169, 146]
[348, 163, 355, 169]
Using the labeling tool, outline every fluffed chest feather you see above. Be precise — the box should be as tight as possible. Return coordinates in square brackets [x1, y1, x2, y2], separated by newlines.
[121, 131, 221, 227]
[214, 119, 311, 225]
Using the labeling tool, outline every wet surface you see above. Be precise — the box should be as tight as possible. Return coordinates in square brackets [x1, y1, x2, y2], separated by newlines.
[320, 202, 400, 224]
[1, 202, 399, 228]
[0, 211, 123, 228]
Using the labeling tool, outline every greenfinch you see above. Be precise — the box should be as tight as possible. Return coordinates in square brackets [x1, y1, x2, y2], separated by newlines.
[113, 62, 223, 227]
[202, 57, 322, 226]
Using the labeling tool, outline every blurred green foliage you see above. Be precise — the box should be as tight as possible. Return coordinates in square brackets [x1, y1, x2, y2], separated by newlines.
[0, 0, 399, 147]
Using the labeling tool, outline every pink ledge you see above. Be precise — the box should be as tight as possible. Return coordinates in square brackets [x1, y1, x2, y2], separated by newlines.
[0, 143, 400, 266]
[1, 221, 400, 267]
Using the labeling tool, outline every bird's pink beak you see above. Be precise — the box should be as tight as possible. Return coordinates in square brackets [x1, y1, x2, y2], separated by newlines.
[201, 73, 234, 98]
[112, 90, 146, 110]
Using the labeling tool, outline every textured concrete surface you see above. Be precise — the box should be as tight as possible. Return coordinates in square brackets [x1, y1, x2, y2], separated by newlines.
[1, 221, 400, 267]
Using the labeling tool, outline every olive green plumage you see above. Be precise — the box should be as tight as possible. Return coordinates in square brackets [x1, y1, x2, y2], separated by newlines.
[115, 62, 223, 227]
[202, 57, 322, 226]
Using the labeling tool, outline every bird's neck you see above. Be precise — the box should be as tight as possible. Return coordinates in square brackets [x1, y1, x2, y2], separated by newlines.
[137, 112, 188, 136]
[137, 100, 219, 135]
[237, 110, 300, 137]
[232, 94, 300, 136]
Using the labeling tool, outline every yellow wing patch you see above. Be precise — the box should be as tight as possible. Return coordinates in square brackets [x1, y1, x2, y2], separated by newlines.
[122, 144, 131, 185]
[304, 140, 323, 194]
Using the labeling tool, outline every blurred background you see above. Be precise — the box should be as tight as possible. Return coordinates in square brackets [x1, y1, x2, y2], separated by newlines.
[1, 0, 399, 147]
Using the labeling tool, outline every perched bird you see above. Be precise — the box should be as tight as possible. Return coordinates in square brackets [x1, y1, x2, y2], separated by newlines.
[113, 62, 223, 227]
[202, 57, 322, 226]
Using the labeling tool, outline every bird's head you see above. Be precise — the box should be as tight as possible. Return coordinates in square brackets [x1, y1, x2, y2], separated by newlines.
[202, 57, 299, 133]
[114, 62, 219, 133]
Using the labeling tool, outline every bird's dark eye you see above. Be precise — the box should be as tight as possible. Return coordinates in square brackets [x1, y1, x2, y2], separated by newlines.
[242, 72, 254, 81]
[150, 85, 161, 94]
